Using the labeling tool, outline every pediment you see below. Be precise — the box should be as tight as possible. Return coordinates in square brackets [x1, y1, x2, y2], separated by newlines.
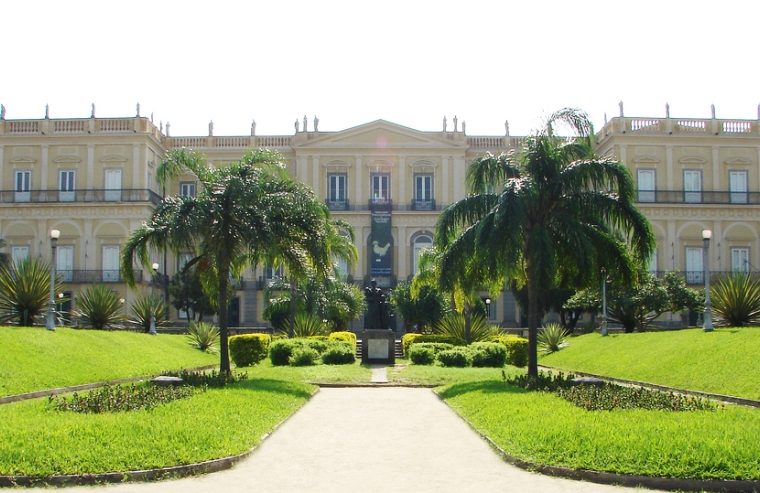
[725, 157, 752, 166]
[679, 156, 707, 165]
[632, 155, 660, 165]
[10, 156, 36, 164]
[53, 155, 82, 164]
[296, 120, 462, 149]
[101, 155, 128, 163]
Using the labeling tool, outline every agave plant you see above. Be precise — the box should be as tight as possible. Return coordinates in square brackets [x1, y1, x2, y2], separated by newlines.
[433, 313, 496, 345]
[129, 294, 168, 333]
[74, 285, 125, 330]
[287, 312, 328, 337]
[538, 323, 569, 354]
[711, 273, 760, 326]
[186, 321, 219, 352]
[0, 257, 62, 326]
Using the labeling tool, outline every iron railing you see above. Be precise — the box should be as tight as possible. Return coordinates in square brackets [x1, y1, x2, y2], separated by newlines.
[0, 189, 162, 205]
[59, 270, 143, 283]
[636, 190, 759, 205]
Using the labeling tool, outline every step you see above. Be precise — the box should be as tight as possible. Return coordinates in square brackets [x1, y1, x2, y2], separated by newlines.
[356, 340, 403, 358]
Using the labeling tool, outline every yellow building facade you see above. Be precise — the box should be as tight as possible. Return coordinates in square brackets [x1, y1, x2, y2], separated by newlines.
[1, 108, 759, 329]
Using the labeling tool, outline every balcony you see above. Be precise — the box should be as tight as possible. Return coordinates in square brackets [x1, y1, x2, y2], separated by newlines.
[410, 199, 436, 211]
[635, 190, 759, 205]
[368, 198, 392, 212]
[651, 270, 757, 285]
[0, 189, 162, 205]
[59, 270, 143, 283]
[325, 199, 349, 211]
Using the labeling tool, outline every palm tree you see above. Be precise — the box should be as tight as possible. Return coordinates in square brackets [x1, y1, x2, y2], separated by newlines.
[122, 148, 331, 373]
[436, 108, 654, 377]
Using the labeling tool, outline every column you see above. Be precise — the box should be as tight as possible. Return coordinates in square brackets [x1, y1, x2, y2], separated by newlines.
[355, 157, 363, 205]
[86, 144, 95, 188]
[441, 156, 450, 205]
[453, 156, 465, 201]
[40, 144, 49, 189]
[667, 221, 677, 270]
[132, 144, 140, 189]
[619, 145, 627, 167]
[296, 156, 307, 182]
[398, 156, 406, 206]
[665, 145, 674, 189]
[312, 156, 320, 196]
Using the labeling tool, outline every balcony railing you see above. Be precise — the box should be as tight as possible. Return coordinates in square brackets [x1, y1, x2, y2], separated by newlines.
[411, 199, 436, 211]
[325, 199, 349, 211]
[0, 189, 162, 205]
[635, 190, 759, 205]
[597, 117, 760, 139]
[651, 270, 756, 285]
[59, 270, 143, 283]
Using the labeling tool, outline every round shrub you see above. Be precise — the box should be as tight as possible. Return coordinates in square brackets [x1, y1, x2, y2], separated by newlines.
[470, 341, 507, 367]
[229, 333, 270, 367]
[401, 333, 423, 356]
[409, 345, 436, 365]
[289, 346, 319, 366]
[328, 331, 357, 353]
[321, 342, 355, 365]
[436, 347, 472, 367]
[412, 342, 454, 354]
[303, 337, 329, 354]
[269, 339, 297, 366]
[491, 335, 528, 367]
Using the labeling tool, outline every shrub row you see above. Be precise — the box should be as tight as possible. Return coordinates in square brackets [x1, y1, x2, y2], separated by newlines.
[270, 337, 355, 366]
[401, 333, 459, 356]
[409, 342, 507, 368]
[49, 383, 199, 413]
[229, 333, 271, 367]
[490, 335, 528, 367]
[328, 331, 357, 353]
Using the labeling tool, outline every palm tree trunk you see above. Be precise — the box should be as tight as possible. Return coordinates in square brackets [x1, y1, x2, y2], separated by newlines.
[218, 265, 231, 375]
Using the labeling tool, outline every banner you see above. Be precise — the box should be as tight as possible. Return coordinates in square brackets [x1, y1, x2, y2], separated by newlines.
[370, 211, 392, 276]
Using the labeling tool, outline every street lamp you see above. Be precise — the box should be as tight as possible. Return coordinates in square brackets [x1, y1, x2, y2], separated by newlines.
[46, 229, 60, 331]
[702, 229, 713, 332]
[602, 269, 609, 336]
[150, 262, 159, 335]
[485, 298, 491, 320]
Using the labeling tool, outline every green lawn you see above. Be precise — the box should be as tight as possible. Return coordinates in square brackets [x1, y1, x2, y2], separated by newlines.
[0, 326, 217, 397]
[245, 360, 372, 384]
[388, 359, 524, 386]
[540, 328, 760, 400]
[440, 380, 760, 480]
[0, 379, 314, 476]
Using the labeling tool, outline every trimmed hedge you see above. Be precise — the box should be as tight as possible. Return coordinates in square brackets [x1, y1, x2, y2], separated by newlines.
[228, 333, 271, 367]
[491, 335, 528, 367]
[269, 337, 354, 366]
[436, 347, 472, 367]
[470, 341, 507, 367]
[328, 331, 357, 353]
[289, 346, 320, 366]
[402, 333, 459, 356]
[321, 342, 355, 365]
[409, 345, 436, 365]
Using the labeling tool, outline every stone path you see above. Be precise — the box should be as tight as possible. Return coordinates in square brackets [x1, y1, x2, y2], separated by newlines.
[369, 364, 388, 383]
[25, 387, 663, 493]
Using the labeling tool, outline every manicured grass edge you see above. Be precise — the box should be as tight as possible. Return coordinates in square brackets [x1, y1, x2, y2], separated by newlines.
[0, 365, 218, 406]
[434, 390, 760, 493]
[538, 365, 760, 408]
[0, 387, 319, 487]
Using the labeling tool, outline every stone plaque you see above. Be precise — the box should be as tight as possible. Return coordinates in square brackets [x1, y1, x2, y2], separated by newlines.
[368, 339, 389, 359]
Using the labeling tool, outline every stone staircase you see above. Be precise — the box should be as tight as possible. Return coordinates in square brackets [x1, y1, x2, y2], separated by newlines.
[356, 339, 403, 359]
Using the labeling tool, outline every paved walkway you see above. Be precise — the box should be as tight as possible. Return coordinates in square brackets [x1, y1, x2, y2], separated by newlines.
[26, 387, 663, 493]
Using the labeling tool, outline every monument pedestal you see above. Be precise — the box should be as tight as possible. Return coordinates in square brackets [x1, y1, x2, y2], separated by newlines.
[361, 329, 395, 364]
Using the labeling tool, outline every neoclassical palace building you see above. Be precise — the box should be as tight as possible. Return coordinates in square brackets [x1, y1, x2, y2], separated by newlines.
[1, 105, 759, 329]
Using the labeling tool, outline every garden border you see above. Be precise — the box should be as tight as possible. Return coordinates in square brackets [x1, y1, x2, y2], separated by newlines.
[0, 386, 318, 487]
[437, 390, 760, 493]
[0, 365, 218, 406]
[538, 365, 760, 408]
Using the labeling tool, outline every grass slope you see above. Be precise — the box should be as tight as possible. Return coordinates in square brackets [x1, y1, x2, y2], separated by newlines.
[441, 380, 760, 480]
[540, 328, 760, 400]
[0, 326, 217, 397]
[247, 360, 372, 384]
[0, 379, 314, 476]
[388, 360, 523, 386]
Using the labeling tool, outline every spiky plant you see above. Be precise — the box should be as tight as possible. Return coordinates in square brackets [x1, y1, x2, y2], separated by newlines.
[74, 285, 125, 330]
[287, 312, 328, 337]
[433, 313, 496, 345]
[129, 294, 168, 333]
[186, 321, 219, 352]
[538, 323, 569, 354]
[711, 273, 760, 327]
[0, 257, 62, 326]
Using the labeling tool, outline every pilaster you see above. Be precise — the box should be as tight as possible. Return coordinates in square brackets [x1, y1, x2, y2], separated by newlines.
[398, 156, 406, 205]
[712, 146, 720, 189]
[312, 156, 320, 196]
[355, 157, 363, 204]
[40, 145, 49, 189]
[453, 156, 465, 201]
[86, 145, 95, 189]
[665, 145, 674, 189]
[0, 146, 4, 189]
[132, 144, 141, 189]
[441, 155, 450, 205]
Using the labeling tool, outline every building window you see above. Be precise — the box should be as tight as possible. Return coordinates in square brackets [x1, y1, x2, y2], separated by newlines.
[685, 247, 704, 284]
[333, 256, 349, 280]
[11, 246, 29, 265]
[57, 245, 74, 282]
[59, 170, 75, 202]
[180, 182, 196, 198]
[683, 170, 702, 203]
[648, 249, 658, 274]
[327, 174, 347, 209]
[178, 252, 193, 272]
[265, 264, 284, 281]
[14, 170, 31, 202]
[414, 174, 434, 209]
[729, 170, 748, 204]
[637, 169, 655, 202]
[104, 169, 122, 201]
[102, 245, 120, 282]
[371, 174, 390, 202]
[731, 247, 750, 273]
[412, 234, 433, 275]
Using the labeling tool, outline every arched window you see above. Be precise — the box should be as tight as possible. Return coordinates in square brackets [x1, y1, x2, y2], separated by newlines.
[412, 233, 433, 275]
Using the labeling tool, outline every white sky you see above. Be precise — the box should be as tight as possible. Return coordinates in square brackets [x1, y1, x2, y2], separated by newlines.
[2, 0, 758, 137]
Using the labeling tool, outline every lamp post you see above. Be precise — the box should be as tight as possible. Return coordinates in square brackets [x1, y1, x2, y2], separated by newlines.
[46, 229, 60, 331]
[485, 297, 491, 320]
[702, 229, 713, 332]
[150, 262, 159, 335]
[601, 267, 608, 336]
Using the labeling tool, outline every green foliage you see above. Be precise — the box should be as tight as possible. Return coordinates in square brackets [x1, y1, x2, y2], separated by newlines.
[402, 332, 460, 356]
[263, 297, 290, 332]
[228, 333, 270, 366]
[49, 383, 199, 413]
[269, 339, 296, 366]
[161, 369, 248, 387]
[289, 346, 320, 366]
[469, 342, 507, 367]
[436, 347, 472, 367]
[321, 342, 355, 365]
[711, 273, 760, 326]
[504, 370, 576, 391]
[538, 323, 569, 354]
[402, 333, 423, 356]
[408, 345, 436, 365]
[0, 257, 62, 326]
[186, 321, 220, 352]
[433, 312, 496, 345]
[129, 294, 168, 333]
[557, 384, 718, 412]
[389, 282, 448, 331]
[327, 331, 356, 353]
[74, 285, 125, 330]
[288, 312, 329, 337]
[491, 335, 529, 367]
[169, 266, 216, 321]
